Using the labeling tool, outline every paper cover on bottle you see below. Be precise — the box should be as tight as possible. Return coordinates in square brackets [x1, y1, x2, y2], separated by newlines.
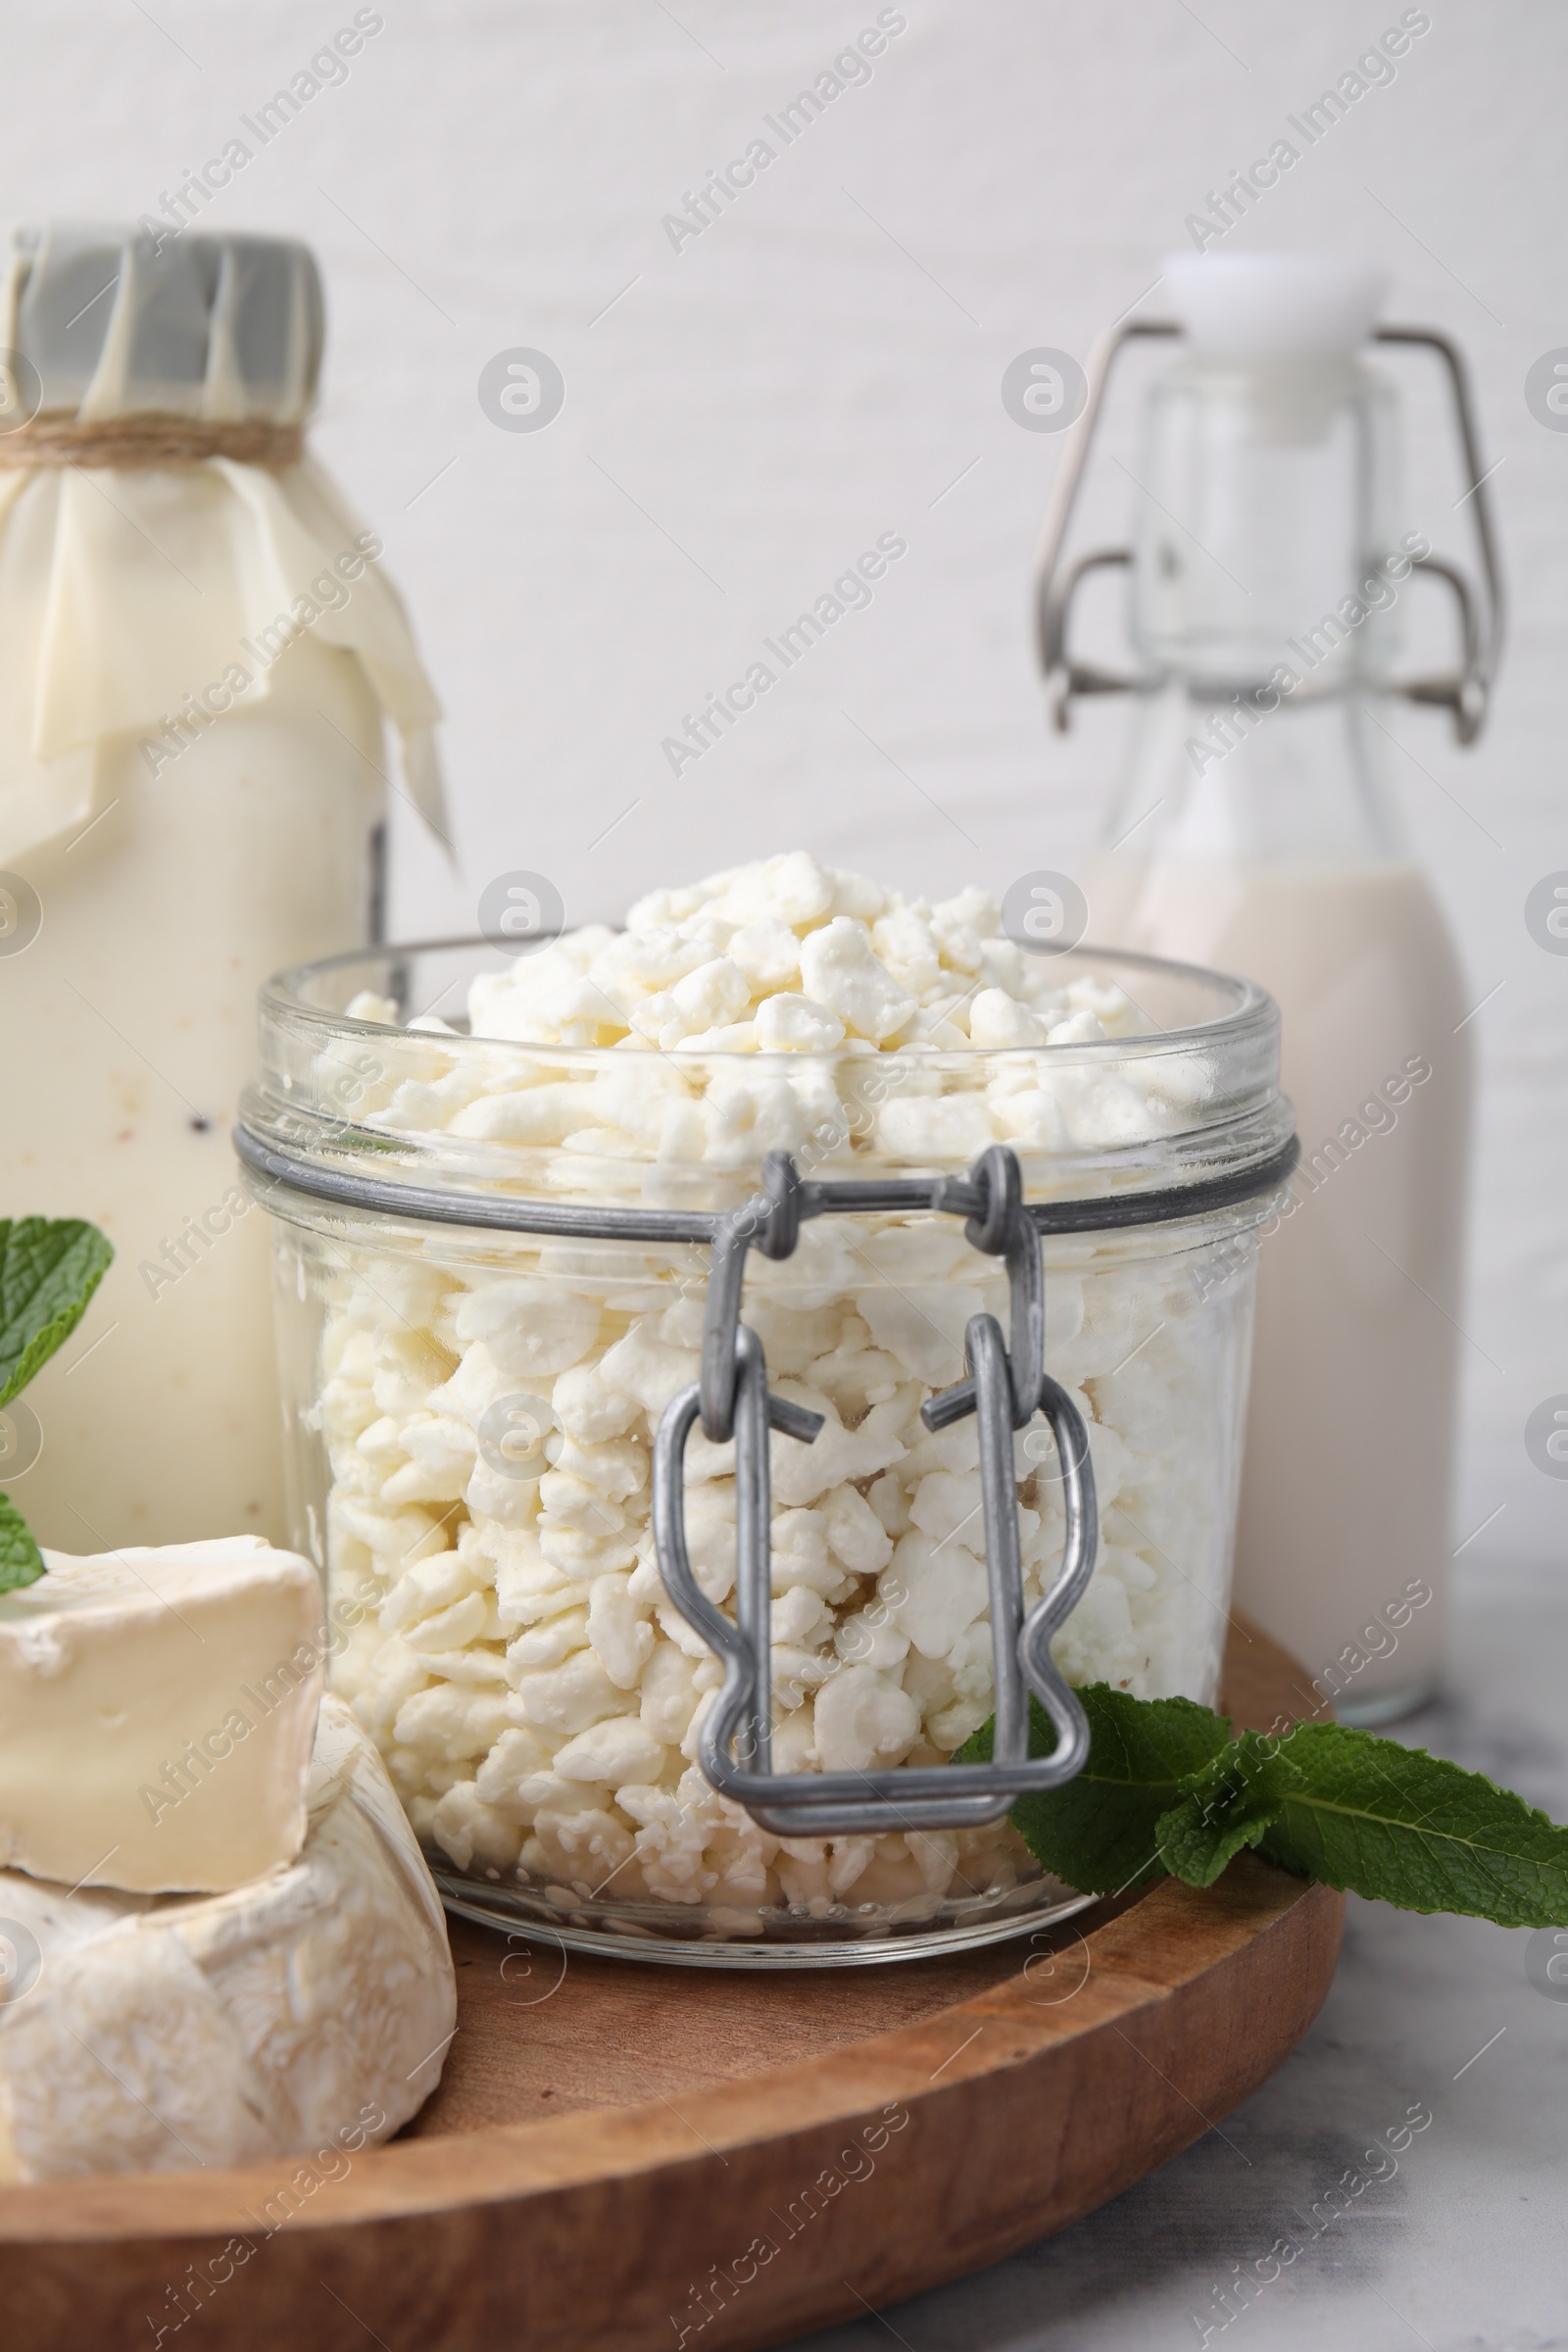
[0, 222, 446, 862]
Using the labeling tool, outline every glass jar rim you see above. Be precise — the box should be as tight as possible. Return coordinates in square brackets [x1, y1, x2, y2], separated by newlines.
[242, 934, 1294, 1241]
[261, 932, 1279, 1068]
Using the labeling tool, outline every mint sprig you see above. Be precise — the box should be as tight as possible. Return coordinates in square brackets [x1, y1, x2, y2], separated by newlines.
[970, 1684, 1568, 1928]
[0, 1493, 44, 1590]
[1250, 1722, 1568, 1927]
[1158, 1729, 1305, 1887]
[0, 1217, 113, 1593]
[0, 1217, 114, 1406]
[959, 1687, 1228, 1895]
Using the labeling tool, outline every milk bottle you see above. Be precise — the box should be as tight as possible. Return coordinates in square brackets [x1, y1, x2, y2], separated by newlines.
[1077, 257, 1486, 1717]
[0, 222, 445, 1549]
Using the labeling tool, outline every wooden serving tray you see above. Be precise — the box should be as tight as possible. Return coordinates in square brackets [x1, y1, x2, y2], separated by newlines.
[0, 1621, 1342, 2352]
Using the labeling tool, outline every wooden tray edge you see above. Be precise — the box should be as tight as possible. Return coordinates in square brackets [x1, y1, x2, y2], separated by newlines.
[0, 1864, 1344, 2352]
[0, 1614, 1348, 2351]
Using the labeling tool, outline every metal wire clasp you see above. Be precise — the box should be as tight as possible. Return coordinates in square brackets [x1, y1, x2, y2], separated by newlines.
[652, 1145, 1100, 1835]
[1034, 317, 1504, 745]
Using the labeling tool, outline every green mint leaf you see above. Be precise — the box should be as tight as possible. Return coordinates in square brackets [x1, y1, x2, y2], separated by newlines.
[1156, 1731, 1305, 1887]
[1255, 1722, 1568, 1928]
[0, 1491, 45, 1592]
[0, 1218, 114, 1406]
[961, 1685, 1232, 1896]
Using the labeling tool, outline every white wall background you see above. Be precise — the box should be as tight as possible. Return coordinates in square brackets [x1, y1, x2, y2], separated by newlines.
[13, 0, 1568, 1558]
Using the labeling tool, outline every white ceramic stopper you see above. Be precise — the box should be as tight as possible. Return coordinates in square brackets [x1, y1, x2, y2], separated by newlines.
[1162, 253, 1387, 358]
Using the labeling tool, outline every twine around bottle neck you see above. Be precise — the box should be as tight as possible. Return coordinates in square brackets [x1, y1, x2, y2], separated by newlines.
[0, 411, 306, 469]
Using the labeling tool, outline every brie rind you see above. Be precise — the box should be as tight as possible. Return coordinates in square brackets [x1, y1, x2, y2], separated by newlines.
[0, 1696, 457, 2180]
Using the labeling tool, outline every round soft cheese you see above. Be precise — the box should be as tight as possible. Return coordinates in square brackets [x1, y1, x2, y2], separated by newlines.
[0, 1696, 456, 2181]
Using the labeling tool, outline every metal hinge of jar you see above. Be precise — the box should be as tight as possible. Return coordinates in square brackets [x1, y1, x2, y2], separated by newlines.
[651, 1145, 1101, 1837]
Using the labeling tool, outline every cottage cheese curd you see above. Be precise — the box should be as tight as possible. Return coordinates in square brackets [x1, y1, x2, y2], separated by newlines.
[304, 855, 1255, 1936]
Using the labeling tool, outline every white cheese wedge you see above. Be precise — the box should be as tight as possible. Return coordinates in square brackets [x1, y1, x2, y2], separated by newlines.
[0, 1696, 457, 2181]
[0, 1536, 325, 1894]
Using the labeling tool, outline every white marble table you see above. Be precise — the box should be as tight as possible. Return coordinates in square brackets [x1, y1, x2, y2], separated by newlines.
[784, 1556, 1568, 2352]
